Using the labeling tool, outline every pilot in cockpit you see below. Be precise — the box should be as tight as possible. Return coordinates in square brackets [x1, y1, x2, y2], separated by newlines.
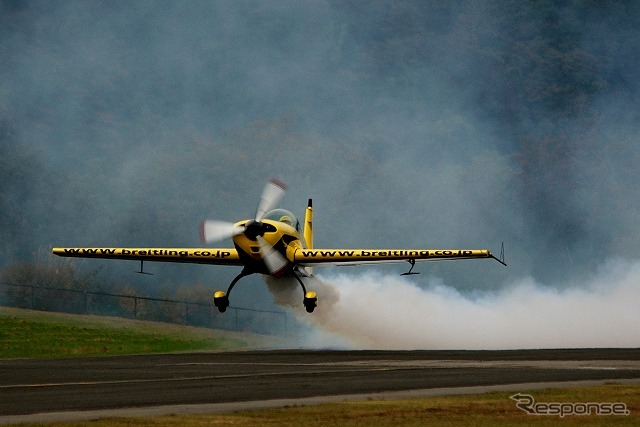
[279, 215, 292, 226]
[263, 209, 300, 232]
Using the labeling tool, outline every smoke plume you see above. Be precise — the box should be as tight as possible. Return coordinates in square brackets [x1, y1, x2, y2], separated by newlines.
[271, 260, 640, 349]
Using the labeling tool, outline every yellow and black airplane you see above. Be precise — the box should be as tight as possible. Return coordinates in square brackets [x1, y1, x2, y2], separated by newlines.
[53, 179, 506, 313]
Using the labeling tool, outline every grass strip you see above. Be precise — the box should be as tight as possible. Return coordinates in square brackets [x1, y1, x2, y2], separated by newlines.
[0, 307, 246, 358]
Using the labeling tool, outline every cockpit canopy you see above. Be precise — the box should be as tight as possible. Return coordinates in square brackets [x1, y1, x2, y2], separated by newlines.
[263, 209, 299, 232]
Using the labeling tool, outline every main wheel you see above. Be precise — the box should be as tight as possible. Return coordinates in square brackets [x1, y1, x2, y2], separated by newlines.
[303, 291, 317, 313]
[214, 291, 229, 313]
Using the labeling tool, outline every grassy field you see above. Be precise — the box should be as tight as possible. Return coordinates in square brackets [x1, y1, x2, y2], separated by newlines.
[13, 383, 640, 426]
[0, 307, 272, 358]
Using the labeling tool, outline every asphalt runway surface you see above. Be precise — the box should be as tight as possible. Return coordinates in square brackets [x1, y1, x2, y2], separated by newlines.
[1, 349, 640, 424]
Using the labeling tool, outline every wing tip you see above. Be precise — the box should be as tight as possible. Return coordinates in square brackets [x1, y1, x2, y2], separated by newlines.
[490, 242, 507, 266]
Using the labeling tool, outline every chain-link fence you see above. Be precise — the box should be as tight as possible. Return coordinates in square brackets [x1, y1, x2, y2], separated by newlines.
[0, 282, 287, 335]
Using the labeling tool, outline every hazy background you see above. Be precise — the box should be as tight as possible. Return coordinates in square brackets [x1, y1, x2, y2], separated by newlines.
[2, 1, 640, 348]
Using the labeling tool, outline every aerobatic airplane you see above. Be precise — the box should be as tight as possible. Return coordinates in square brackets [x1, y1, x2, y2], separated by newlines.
[53, 179, 506, 313]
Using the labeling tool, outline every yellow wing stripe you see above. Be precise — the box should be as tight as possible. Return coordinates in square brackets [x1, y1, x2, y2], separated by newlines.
[52, 247, 242, 265]
[294, 249, 492, 264]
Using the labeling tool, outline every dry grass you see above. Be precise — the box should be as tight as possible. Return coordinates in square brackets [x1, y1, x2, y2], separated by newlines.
[13, 383, 640, 426]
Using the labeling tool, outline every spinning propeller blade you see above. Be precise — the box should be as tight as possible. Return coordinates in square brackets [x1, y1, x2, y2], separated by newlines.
[200, 220, 244, 244]
[255, 178, 287, 221]
[257, 236, 288, 275]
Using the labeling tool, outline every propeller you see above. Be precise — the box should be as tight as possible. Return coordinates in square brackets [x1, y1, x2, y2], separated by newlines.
[199, 179, 290, 275]
[257, 236, 289, 274]
[255, 178, 287, 221]
[199, 220, 244, 244]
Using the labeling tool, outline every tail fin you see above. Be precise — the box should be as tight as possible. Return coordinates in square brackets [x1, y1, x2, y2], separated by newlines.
[303, 199, 314, 274]
[303, 199, 313, 249]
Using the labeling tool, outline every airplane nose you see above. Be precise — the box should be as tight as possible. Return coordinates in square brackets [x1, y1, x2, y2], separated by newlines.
[243, 220, 264, 241]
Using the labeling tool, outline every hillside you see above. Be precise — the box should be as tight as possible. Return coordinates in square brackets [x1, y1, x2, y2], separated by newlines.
[0, 306, 284, 359]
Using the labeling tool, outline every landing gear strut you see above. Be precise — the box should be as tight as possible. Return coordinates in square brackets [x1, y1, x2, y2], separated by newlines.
[213, 269, 252, 313]
[293, 274, 317, 313]
[213, 269, 318, 313]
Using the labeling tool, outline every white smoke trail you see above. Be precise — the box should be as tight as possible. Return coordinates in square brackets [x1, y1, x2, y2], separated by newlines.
[269, 259, 640, 349]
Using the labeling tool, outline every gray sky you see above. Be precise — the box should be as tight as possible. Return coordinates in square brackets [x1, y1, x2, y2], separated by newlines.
[2, 1, 640, 318]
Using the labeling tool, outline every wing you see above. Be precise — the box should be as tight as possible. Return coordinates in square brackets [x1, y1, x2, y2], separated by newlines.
[52, 247, 243, 266]
[294, 248, 505, 266]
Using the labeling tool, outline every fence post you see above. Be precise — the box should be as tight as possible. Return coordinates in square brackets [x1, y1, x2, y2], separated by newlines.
[283, 312, 287, 333]
[134, 297, 138, 319]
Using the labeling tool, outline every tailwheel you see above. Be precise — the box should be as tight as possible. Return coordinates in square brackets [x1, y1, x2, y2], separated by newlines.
[213, 291, 229, 313]
[303, 291, 317, 313]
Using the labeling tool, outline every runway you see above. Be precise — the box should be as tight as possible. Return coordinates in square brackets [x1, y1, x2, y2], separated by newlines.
[1, 349, 640, 423]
